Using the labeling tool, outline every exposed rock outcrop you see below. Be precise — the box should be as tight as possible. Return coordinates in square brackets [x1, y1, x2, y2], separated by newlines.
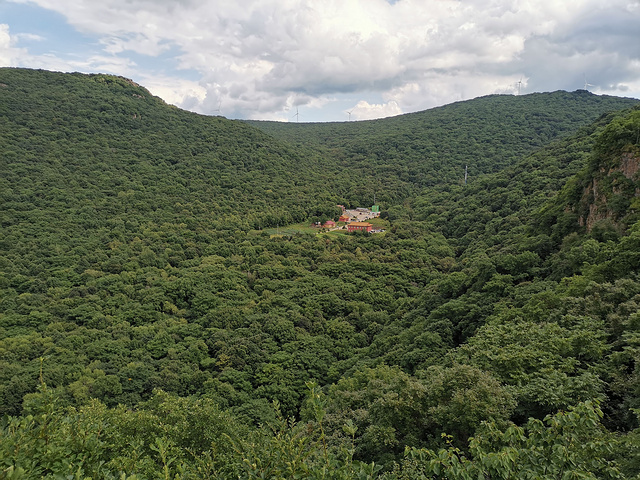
[578, 152, 640, 231]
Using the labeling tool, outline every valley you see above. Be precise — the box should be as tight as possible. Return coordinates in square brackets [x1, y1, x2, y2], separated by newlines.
[1, 68, 639, 479]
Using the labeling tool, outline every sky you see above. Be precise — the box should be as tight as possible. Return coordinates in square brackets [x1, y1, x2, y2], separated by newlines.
[1, 0, 639, 123]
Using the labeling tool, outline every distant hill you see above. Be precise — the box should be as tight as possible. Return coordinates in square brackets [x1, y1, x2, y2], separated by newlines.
[2, 68, 636, 230]
[248, 91, 639, 197]
[0, 68, 349, 233]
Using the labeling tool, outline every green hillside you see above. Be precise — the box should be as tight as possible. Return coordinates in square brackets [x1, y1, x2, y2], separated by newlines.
[0, 68, 349, 232]
[1, 68, 640, 479]
[248, 91, 639, 197]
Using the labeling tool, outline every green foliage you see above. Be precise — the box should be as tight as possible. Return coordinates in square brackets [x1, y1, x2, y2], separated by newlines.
[322, 364, 514, 467]
[0, 382, 381, 479]
[454, 317, 606, 419]
[384, 401, 627, 480]
[2, 68, 640, 476]
[594, 107, 640, 160]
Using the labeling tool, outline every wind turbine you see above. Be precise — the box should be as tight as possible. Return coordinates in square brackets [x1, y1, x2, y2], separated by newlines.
[583, 74, 594, 91]
[347, 109, 353, 121]
[516, 77, 523, 96]
[292, 107, 299, 122]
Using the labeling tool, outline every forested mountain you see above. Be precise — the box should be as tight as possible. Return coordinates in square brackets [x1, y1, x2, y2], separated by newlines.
[1, 68, 640, 479]
[247, 90, 638, 197]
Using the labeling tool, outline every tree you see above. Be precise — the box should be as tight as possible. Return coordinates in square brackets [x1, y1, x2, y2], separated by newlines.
[386, 401, 627, 480]
[453, 318, 606, 420]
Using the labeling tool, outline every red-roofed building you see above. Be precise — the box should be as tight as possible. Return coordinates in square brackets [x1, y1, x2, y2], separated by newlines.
[323, 220, 336, 228]
[347, 222, 372, 233]
[339, 214, 350, 222]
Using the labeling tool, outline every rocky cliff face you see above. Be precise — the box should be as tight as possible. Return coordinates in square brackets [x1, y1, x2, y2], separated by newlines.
[569, 106, 640, 233]
[578, 152, 640, 231]
[534, 107, 640, 242]
[619, 152, 640, 179]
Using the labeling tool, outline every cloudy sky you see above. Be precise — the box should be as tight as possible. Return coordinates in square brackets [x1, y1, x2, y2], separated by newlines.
[1, 0, 639, 122]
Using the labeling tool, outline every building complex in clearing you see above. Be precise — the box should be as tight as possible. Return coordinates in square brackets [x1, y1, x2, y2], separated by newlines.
[347, 222, 373, 233]
[313, 205, 380, 232]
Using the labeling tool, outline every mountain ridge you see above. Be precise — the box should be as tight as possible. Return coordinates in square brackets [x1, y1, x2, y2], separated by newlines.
[247, 89, 639, 196]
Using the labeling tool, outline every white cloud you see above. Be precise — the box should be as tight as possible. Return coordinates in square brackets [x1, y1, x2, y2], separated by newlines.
[15, 33, 44, 42]
[352, 99, 402, 120]
[99, 35, 170, 57]
[0, 24, 26, 66]
[4, 0, 640, 120]
[142, 76, 207, 112]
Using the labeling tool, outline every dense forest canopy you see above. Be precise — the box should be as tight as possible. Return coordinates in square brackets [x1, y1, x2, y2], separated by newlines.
[1, 68, 640, 479]
[247, 90, 637, 193]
